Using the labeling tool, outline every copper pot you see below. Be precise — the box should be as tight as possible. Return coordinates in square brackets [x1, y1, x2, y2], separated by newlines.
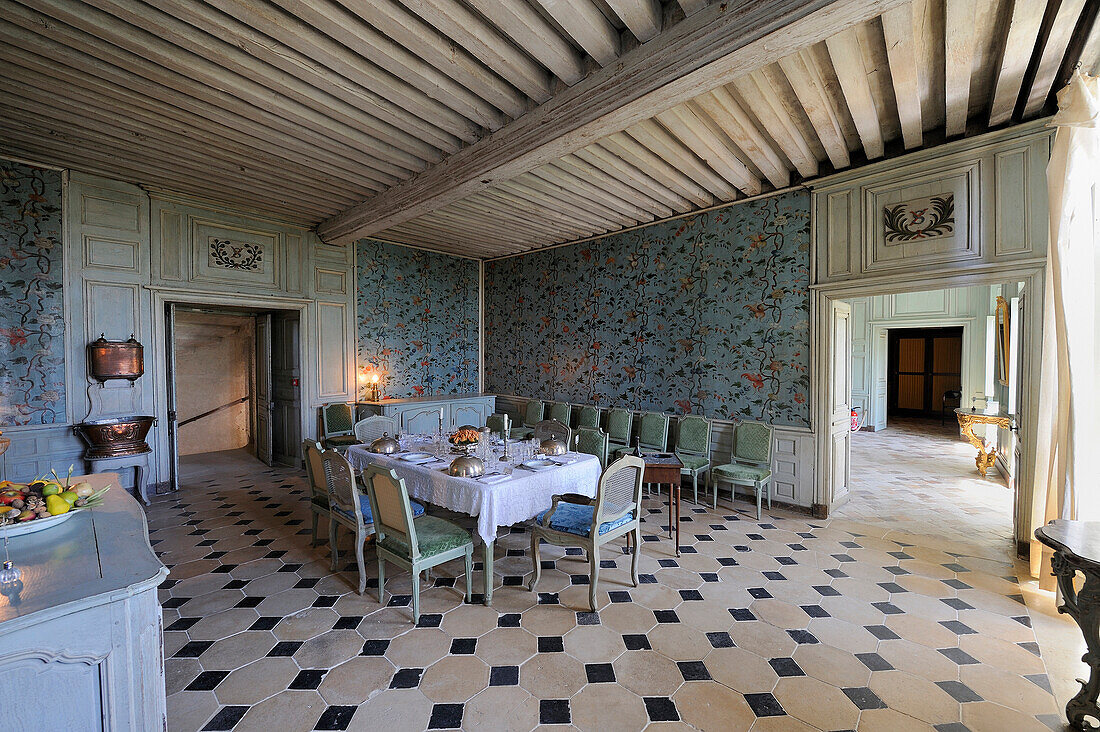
[88, 334, 144, 383]
[75, 416, 156, 459]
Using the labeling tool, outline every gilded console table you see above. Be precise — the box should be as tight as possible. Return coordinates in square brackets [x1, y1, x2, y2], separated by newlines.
[1035, 520, 1100, 730]
[954, 407, 1013, 477]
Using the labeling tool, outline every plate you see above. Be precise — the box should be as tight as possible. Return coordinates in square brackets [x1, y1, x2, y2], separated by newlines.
[521, 459, 556, 470]
[0, 509, 80, 538]
[400, 452, 435, 462]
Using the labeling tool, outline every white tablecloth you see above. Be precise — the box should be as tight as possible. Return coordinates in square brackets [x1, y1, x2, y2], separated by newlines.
[346, 445, 602, 544]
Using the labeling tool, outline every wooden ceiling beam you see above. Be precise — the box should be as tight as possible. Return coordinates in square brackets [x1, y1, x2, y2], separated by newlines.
[629, 119, 740, 200]
[655, 106, 761, 195]
[552, 155, 676, 218]
[988, 0, 1046, 126]
[518, 171, 641, 226]
[573, 145, 694, 212]
[598, 133, 714, 207]
[880, 3, 924, 149]
[825, 27, 886, 160]
[944, 0, 977, 137]
[693, 88, 790, 188]
[731, 73, 819, 178]
[1022, 0, 1088, 117]
[0, 20, 395, 191]
[465, 0, 587, 84]
[341, 0, 528, 118]
[447, 197, 589, 240]
[676, 0, 708, 17]
[778, 50, 851, 169]
[477, 189, 601, 238]
[399, 0, 553, 102]
[496, 178, 619, 230]
[530, 164, 657, 222]
[533, 0, 621, 65]
[318, 0, 908, 244]
[605, 0, 663, 42]
[153, 0, 464, 153]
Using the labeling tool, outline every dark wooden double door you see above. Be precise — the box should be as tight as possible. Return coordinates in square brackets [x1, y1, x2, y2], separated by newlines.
[888, 327, 963, 417]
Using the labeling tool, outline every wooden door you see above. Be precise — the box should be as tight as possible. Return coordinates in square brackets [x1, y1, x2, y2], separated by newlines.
[165, 303, 180, 491]
[255, 313, 274, 466]
[271, 311, 301, 467]
[828, 301, 852, 508]
[888, 327, 963, 417]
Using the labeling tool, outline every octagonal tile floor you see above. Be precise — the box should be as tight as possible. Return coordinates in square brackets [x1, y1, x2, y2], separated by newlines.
[152, 450, 1067, 731]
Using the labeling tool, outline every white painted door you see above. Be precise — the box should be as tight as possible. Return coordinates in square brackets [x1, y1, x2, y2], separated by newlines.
[872, 330, 889, 431]
[828, 300, 853, 509]
[255, 313, 274, 466]
[165, 303, 180, 492]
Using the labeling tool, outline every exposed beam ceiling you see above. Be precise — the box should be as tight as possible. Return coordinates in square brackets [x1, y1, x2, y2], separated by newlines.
[0, 0, 1094, 257]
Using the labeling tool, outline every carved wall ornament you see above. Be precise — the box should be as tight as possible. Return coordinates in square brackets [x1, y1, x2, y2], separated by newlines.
[882, 194, 955, 243]
[208, 237, 263, 271]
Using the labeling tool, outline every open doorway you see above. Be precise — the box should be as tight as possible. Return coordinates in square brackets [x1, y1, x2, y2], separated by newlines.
[830, 284, 1021, 550]
[165, 304, 301, 490]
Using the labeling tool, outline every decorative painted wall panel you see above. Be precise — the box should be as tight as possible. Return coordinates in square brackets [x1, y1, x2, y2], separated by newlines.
[485, 190, 812, 428]
[0, 161, 65, 426]
[356, 240, 479, 399]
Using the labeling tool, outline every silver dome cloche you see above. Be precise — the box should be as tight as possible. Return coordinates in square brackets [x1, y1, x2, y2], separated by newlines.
[539, 438, 568, 456]
[368, 432, 401, 454]
[448, 454, 485, 477]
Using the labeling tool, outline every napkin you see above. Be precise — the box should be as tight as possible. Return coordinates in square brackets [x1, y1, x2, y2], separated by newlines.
[478, 473, 510, 484]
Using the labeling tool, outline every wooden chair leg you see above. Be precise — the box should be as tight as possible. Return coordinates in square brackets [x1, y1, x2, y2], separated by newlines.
[528, 533, 542, 591]
[755, 482, 763, 521]
[376, 554, 386, 605]
[766, 480, 772, 511]
[311, 512, 320, 547]
[588, 545, 600, 612]
[355, 529, 367, 596]
[464, 547, 473, 603]
[329, 520, 340, 571]
[411, 570, 420, 624]
[631, 528, 641, 587]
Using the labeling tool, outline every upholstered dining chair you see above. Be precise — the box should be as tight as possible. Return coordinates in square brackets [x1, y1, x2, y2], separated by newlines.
[548, 401, 572, 427]
[533, 418, 571, 446]
[712, 420, 774, 519]
[302, 439, 329, 547]
[529, 455, 645, 611]
[321, 449, 425, 594]
[364, 464, 473, 623]
[675, 416, 712, 504]
[353, 414, 398, 445]
[613, 411, 669, 461]
[510, 399, 545, 440]
[321, 403, 358, 452]
[605, 408, 633, 455]
[485, 413, 510, 439]
[576, 405, 601, 430]
[574, 426, 610, 468]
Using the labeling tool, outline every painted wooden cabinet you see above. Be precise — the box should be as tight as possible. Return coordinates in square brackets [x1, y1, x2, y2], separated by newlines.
[0, 473, 168, 732]
[360, 394, 496, 435]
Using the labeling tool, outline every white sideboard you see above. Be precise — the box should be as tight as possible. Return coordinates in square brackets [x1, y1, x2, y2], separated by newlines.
[0, 472, 168, 732]
[359, 393, 496, 435]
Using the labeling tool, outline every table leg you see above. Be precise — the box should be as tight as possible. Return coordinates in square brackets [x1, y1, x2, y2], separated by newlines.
[674, 480, 681, 558]
[482, 538, 494, 606]
[1051, 551, 1100, 729]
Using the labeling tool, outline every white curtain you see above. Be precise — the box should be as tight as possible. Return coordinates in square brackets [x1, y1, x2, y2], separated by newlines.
[1031, 70, 1100, 586]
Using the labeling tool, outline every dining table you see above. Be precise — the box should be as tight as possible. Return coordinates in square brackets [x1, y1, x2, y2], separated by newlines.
[346, 439, 602, 604]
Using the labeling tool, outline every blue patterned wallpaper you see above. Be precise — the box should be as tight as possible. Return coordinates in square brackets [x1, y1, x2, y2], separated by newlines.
[356, 240, 479, 399]
[0, 160, 66, 427]
[484, 190, 811, 427]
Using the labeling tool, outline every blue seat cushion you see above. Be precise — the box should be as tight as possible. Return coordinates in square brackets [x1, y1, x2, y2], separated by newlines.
[535, 502, 634, 538]
[333, 495, 424, 524]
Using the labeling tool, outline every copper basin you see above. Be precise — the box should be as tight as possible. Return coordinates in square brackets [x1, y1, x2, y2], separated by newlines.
[75, 416, 156, 459]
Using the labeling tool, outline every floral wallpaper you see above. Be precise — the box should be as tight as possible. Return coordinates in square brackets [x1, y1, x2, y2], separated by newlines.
[485, 190, 811, 428]
[356, 239, 479, 399]
[0, 160, 66, 427]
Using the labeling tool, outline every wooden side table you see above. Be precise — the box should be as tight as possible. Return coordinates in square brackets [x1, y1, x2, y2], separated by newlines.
[86, 451, 153, 506]
[1035, 519, 1100, 729]
[641, 453, 682, 557]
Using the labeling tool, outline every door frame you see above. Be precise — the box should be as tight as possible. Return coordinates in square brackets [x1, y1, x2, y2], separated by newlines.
[878, 322, 970, 422]
[149, 287, 312, 488]
[812, 263, 1045, 549]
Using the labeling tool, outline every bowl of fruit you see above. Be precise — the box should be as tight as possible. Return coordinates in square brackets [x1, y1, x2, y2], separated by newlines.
[449, 427, 482, 454]
[0, 468, 111, 538]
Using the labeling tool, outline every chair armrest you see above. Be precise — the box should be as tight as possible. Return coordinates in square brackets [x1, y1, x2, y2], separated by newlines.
[560, 492, 594, 505]
[537, 493, 593, 527]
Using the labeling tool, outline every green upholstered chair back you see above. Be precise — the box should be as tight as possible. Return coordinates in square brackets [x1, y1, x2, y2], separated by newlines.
[548, 401, 571, 426]
[320, 448, 364, 523]
[733, 420, 773, 465]
[523, 400, 545, 428]
[606, 409, 633, 444]
[676, 416, 710, 457]
[574, 426, 610, 467]
[534, 419, 570, 444]
[322, 403, 354, 437]
[576, 405, 601, 429]
[638, 412, 669, 451]
[364, 464, 421, 562]
[302, 439, 325, 501]
[486, 413, 510, 439]
[593, 455, 645, 528]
